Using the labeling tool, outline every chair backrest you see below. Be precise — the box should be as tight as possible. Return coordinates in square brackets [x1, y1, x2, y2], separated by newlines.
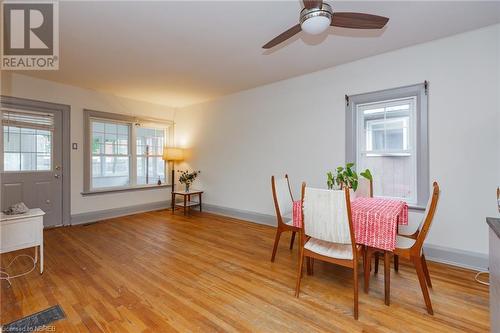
[271, 175, 294, 224]
[302, 186, 354, 245]
[356, 177, 373, 199]
[413, 182, 440, 252]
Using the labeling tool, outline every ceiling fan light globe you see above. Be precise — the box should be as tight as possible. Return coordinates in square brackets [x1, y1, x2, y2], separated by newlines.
[301, 15, 331, 35]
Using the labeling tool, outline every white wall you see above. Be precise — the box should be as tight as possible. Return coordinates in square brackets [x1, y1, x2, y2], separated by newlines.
[176, 24, 500, 256]
[1, 73, 175, 215]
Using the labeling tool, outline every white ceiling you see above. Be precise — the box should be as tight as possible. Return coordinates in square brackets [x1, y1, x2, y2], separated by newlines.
[19, 1, 500, 107]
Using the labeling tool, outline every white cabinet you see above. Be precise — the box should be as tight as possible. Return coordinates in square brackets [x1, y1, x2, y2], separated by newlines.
[0, 208, 45, 274]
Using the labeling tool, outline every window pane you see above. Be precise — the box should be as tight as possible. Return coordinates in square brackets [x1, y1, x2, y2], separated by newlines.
[21, 153, 36, 171]
[137, 156, 165, 185]
[92, 156, 102, 176]
[104, 123, 117, 133]
[4, 131, 20, 152]
[36, 132, 51, 153]
[92, 122, 104, 132]
[21, 133, 36, 152]
[92, 156, 130, 188]
[4, 152, 20, 171]
[36, 154, 51, 170]
[117, 124, 128, 135]
[90, 120, 130, 189]
[3, 125, 52, 171]
[359, 154, 414, 201]
[357, 97, 416, 203]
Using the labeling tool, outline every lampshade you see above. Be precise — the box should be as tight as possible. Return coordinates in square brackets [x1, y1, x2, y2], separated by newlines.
[163, 147, 184, 161]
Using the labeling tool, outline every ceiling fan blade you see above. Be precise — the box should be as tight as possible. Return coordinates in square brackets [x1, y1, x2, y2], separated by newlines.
[303, 0, 323, 9]
[331, 12, 389, 29]
[262, 24, 302, 49]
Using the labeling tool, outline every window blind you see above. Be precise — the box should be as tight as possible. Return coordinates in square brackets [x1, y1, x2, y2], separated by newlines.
[2, 109, 54, 131]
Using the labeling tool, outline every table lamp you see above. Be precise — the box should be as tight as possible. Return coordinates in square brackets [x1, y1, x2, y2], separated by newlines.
[163, 147, 184, 194]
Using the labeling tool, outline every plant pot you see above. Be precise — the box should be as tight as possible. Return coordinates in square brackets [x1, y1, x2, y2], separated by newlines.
[185, 184, 190, 192]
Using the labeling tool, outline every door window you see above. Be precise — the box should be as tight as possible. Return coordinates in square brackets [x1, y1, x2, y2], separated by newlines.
[2, 110, 54, 172]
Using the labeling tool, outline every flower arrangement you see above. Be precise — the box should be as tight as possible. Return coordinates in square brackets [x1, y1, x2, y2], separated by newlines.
[177, 170, 201, 192]
[327, 163, 372, 191]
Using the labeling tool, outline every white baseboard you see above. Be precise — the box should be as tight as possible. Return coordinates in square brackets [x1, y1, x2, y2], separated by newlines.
[70, 201, 170, 225]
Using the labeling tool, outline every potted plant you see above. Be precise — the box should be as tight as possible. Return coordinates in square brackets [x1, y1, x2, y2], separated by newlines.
[178, 170, 201, 192]
[326, 163, 372, 191]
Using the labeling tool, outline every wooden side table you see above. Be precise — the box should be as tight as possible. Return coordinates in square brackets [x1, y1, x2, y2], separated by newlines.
[172, 190, 203, 215]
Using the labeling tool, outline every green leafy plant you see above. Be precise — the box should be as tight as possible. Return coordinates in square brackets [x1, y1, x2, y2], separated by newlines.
[326, 163, 372, 191]
[327, 171, 335, 190]
[178, 170, 201, 187]
[359, 169, 373, 181]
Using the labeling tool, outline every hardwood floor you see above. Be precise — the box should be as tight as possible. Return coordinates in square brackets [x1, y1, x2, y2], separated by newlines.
[1, 210, 489, 332]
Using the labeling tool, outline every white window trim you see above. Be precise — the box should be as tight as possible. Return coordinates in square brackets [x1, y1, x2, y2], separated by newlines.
[82, 109, 174, 195]
[345, 83, 429, 210]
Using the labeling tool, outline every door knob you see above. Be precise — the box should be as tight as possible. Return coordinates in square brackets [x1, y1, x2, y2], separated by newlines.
[46, 199, 51, 204]
[55, 165, 62, 170]
[54, 174, 60, 179]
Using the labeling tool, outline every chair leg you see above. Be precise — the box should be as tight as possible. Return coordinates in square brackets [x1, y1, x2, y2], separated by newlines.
[310, 258, 314, 276]
[270, 228, 282, 262]
[306, 257, 312, 275]
[290, 231, 296, 250]
[374, 252, 379, 275]
[413, 256, 434, 315]
[421, 254, 432, 288]
[353, 258, 359, 320]
[384, 251, 391, 306]
[295, 250, 305, 298]
[364, 247, 371, 293]
[394, 254, 399, 272]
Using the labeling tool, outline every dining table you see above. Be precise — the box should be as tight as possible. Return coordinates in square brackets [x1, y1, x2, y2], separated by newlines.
[292, 196, 408, 305]
[351, 197, 408, 305]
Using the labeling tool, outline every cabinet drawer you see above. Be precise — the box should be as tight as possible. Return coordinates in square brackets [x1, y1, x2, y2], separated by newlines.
[0, 217, 42, 253]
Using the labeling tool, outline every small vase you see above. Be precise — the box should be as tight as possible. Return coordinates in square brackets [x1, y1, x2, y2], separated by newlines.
[185, 184, 190, 192]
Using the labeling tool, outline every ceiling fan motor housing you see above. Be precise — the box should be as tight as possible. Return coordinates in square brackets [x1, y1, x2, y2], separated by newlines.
[300, 3, 333, 34]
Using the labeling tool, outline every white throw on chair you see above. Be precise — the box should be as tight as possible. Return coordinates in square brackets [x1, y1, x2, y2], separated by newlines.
[295, 184, 364, 320]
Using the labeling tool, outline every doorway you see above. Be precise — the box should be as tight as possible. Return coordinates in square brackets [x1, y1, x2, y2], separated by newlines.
[1, 96, 70, 227]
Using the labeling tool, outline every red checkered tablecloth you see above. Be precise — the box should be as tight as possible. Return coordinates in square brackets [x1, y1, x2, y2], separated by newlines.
[351, 197, 408, 251]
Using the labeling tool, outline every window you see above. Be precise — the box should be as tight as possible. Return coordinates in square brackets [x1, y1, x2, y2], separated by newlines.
[357, 97, 417, 203]
[2, 110, 53, 172]
[346, 83, 429, 207]
[136, 127, 166, 185]
[91, 120, 130, 188]
[84, 110, 173, 193]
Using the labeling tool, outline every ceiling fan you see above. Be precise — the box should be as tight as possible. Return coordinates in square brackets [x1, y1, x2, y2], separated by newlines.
[262, 0, 389, 49]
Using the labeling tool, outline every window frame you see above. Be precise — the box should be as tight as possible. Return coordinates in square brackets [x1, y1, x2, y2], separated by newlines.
[345, 83, 429, 209]
[83, 109, 174, 195]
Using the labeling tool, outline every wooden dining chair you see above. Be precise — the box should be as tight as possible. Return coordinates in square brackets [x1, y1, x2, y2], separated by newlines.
[270, 175, 301, 262]
[390, 181, 440, 314]
[295, 184, 364, 320]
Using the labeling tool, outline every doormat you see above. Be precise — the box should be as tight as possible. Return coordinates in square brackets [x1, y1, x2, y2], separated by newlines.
[2, 304, 65, 332]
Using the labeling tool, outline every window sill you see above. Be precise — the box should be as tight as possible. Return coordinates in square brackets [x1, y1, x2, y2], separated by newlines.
[81, 184, 171, 196]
